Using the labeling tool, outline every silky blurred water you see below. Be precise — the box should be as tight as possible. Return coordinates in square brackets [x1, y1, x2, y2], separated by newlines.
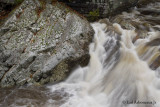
[0, 2, 160, 107]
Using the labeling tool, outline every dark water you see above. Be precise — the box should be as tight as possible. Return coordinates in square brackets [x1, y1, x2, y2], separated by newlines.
[0, 85, 73, 107]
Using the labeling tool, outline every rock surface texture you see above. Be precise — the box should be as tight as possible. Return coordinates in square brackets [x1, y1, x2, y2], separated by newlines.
[58, 0, 160, 21]
[58, 0, 139, 21]
[0, 0, 93, 87]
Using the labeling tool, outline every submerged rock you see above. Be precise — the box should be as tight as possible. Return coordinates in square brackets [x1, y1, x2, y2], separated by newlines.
[0, 0, 94, 87]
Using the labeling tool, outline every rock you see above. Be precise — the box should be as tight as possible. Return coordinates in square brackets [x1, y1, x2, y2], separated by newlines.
[0, 0, 23, 4]
[0, 2, 15, 24]
[58, 0, 139, 21]
[150, 56, 160, 70]
[147, 38, 160, 46]
[0, 65, 9, 80]
[137, 0, 160, 7]
[0, 0, 94, 87]
[110, 1, 160, 71]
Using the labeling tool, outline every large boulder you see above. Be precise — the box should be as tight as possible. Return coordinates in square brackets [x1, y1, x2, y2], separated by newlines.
[0, 0, 94, 87]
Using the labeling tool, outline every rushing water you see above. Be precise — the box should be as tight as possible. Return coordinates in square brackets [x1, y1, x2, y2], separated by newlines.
[0, 2, 160, 107]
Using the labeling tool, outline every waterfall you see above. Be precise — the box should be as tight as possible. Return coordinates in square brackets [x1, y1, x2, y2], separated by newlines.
[0, 1, 160, 107]
[47, 22, 160, 107]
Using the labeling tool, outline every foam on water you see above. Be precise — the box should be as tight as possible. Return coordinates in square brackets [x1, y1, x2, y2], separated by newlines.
[1, 2, 160, 107]
[47, 22, 160, 107]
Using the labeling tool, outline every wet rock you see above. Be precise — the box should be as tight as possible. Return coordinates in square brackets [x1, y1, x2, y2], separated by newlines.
[147, 38, 160, 46]
[58, 0, 139, 21]
[110, 1, 160, 70]
[150, 56, 160, 70]
[0, 0, 25, 6]
[0, 0, 94, 87]
[137, 0, 160, 7]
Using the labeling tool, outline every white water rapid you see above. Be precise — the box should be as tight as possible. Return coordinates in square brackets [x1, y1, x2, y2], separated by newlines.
[46, 22, 160, 107]
[1, 2, 160, 107]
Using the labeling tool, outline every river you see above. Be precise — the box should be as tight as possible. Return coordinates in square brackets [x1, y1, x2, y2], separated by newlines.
[0, 1, 160, 107]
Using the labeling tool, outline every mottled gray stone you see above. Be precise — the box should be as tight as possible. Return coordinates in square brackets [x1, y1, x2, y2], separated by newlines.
[0, 0, 94, 87]
[0, 66, 9, 80]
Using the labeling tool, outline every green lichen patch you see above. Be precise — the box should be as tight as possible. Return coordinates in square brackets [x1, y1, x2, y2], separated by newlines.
[15, 0, 24, 5]
[88, 8, 100, 21]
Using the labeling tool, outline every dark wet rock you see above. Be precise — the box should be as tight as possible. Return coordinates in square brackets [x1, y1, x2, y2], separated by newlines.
[0, 0, 16, 4]
[0, 85, 72, 106]
[58, 0, 139, 21]
[150, 55, 160, 70]
[138, 8, 160, 15]
[0, 2, 15, 24]
[109, 1, 160, 70]
[0, 86, 49, 106]
[0, 0, 94, 87]
[137, 0, 160, 7]
[147, 38, 160, 46]
[0, 0, 25, 6]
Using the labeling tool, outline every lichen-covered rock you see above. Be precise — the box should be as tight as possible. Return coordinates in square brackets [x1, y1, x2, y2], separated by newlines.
[0, 0, 94, 87]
